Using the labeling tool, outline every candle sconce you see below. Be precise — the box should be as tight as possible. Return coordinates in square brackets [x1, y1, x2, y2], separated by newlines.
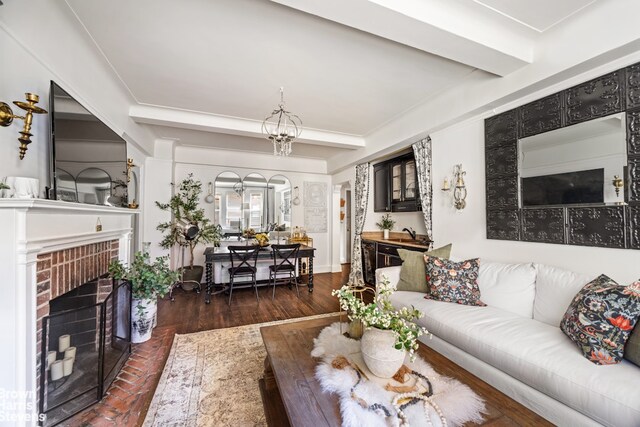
[441, 164, 468, 210]
[0, 93, 48, 160]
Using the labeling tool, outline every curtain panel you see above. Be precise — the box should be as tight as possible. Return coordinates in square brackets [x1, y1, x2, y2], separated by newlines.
[347, 162, 370, 288]
[412, 136, 433, 239]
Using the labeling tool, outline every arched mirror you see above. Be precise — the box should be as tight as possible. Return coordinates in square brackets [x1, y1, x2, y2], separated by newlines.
[214, 171, 243, 235]
[55, 168, 78, 202]
[267, 175, 292, 230]
[76, 167, 111, 205]
[243, 173, 268, 232]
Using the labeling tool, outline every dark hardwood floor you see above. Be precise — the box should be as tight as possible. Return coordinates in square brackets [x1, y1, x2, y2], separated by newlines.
[156, 265, 349, 334]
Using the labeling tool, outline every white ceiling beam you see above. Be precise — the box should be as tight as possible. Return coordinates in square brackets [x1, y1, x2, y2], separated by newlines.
[270, 0, 533, 76]
[129, 105, 365, 150]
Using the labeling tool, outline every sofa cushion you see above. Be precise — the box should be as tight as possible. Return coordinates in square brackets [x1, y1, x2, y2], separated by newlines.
[478, 261, 536, 318]
[533, 264, 593, 327]
[424, 256, 485, 306]
[396, 244, 452, 293]
[561, 275, 640, 365]
[389, 291, 640, 426]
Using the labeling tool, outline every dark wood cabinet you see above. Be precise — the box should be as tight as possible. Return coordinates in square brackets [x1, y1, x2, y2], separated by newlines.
[361, 239, 426, 285]
[361, 239, 377, 285]
[373, 163, 390, 212]
[373, 153, 421, 213]
[376, 243, 404, 269]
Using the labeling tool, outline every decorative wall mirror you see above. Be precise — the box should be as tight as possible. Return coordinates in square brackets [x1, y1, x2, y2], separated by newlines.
[518, 113, 627, 207]
[266, 175, 292, 230]
[76, 167, 111, 205]
[484, 62, 640, 249]
[214, 171, 243, 235]
[243, 173, 268, 231]
[55, 168, 77, 202]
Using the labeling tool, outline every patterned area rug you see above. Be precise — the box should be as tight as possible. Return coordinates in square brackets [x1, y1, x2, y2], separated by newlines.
[142, 313, 341, 427]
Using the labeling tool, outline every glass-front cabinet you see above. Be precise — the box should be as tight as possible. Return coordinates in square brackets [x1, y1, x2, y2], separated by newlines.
[375, 152, 420, 212]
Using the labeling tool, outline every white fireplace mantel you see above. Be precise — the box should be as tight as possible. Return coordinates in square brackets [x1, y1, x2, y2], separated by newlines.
[0, 199, 138, 426]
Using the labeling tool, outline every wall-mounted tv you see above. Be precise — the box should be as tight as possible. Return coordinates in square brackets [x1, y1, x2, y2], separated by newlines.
[49, 81, 129, 206]
[521, 168, 604, 206]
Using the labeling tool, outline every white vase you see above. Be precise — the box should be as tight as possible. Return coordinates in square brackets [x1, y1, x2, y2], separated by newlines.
[131, 297, 157, 343]
[383, 229, 390, 240]
[361, 327, 406, 378]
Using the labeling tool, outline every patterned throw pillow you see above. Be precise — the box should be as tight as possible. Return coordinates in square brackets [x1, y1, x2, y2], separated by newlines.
[423, 256, 485, 306]
[560, 275, 640, 365]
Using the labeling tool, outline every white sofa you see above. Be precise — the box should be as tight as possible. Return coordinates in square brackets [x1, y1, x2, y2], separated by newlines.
[376, 261, 640, 427]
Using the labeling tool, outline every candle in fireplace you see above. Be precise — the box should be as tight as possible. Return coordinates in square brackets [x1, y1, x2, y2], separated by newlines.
[64, 346, 76, 361]
[59, 334, 70, 352]
[47, 351, 57, 368]
[50, 360, 64, 381]
[63, 357, 74, 377]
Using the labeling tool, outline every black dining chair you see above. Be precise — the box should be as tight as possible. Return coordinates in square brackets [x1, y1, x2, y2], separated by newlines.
[269, 243, 301, 300]
[227, 245, 260, 305]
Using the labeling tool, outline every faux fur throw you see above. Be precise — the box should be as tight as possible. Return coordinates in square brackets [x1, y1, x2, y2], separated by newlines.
[311, 323, 486, 427]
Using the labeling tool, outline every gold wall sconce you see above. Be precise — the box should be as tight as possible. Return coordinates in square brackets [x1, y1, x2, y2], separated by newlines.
[441, 164, 468, 210]
[612, 175, 624, 198]
[0, 93, 48, 160]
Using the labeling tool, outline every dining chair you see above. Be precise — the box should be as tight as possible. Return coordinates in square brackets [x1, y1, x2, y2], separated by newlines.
[227, 245, 260, 305]
[269, 243, 300, 300]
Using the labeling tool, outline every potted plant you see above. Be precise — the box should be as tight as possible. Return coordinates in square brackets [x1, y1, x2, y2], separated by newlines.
[332, 276, 428, 378]
[109, 252, 179, 343]
[376, 213, 396, 240]
[156, 174, 222, 290]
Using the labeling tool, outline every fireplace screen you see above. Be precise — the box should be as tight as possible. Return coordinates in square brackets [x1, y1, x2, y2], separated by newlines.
[39, 279, 131, 426]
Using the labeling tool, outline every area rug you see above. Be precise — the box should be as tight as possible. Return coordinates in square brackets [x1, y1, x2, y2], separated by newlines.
[312, 323, 486, 427]
[142, 313, 341, 427]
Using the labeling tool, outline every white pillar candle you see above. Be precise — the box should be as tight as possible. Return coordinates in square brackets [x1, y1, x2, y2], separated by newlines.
[47, 351, 57, 368]
[50, 360, 64, 381]
[58, 335, 70, 353]
[62, 357, 74, 377]
[64, 347, 76, 360]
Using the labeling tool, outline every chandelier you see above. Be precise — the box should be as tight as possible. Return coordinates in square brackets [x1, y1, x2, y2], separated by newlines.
[261, 87, 302, 156]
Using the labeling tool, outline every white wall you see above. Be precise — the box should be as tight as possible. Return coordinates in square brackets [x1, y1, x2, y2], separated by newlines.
[0, 2, 153, 197]
[166, 147, 334, 273]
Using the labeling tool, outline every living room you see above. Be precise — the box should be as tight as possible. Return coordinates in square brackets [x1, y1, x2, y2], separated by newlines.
[1, 1, 639, 426]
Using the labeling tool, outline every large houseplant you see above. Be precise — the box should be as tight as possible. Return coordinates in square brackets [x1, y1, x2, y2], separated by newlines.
[156, 174, 222, 288]
[109, 252, 179, 343]
[332, 276, 428, 378]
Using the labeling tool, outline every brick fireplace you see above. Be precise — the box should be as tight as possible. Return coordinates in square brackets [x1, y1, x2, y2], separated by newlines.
[34, 241, 132, 425]
[35, 241, 119, 375]
[0, 199, 137, 427]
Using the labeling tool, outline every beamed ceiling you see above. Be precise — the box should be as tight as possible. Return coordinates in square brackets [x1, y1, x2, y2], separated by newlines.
[65, 0, 599, 160]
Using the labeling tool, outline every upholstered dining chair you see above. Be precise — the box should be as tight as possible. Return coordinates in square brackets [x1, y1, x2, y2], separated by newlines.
[269, 243, 301, 299]
[227, 245, 260, 305]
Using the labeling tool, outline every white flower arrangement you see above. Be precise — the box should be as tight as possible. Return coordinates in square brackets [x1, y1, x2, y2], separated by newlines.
[332, 275, 429, 360]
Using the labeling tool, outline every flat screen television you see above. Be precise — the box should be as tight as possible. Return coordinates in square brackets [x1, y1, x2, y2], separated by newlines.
[521, 168, 604, 206]
[49, 81, 128, 206]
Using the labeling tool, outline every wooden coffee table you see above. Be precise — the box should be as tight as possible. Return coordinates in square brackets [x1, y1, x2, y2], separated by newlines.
[259, 314, 553, 427]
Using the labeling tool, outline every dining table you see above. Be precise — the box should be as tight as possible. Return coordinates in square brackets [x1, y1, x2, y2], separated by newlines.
[203, 244, 316, 304]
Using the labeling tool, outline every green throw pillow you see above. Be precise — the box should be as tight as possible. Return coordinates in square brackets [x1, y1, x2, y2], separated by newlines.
[396, 244, 452, 293]
[624, 317, 640, 367]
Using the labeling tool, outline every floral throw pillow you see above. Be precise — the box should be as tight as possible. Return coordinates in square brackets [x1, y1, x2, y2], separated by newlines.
[423, 256, 485, 306]
[560, 275, 640, 365]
